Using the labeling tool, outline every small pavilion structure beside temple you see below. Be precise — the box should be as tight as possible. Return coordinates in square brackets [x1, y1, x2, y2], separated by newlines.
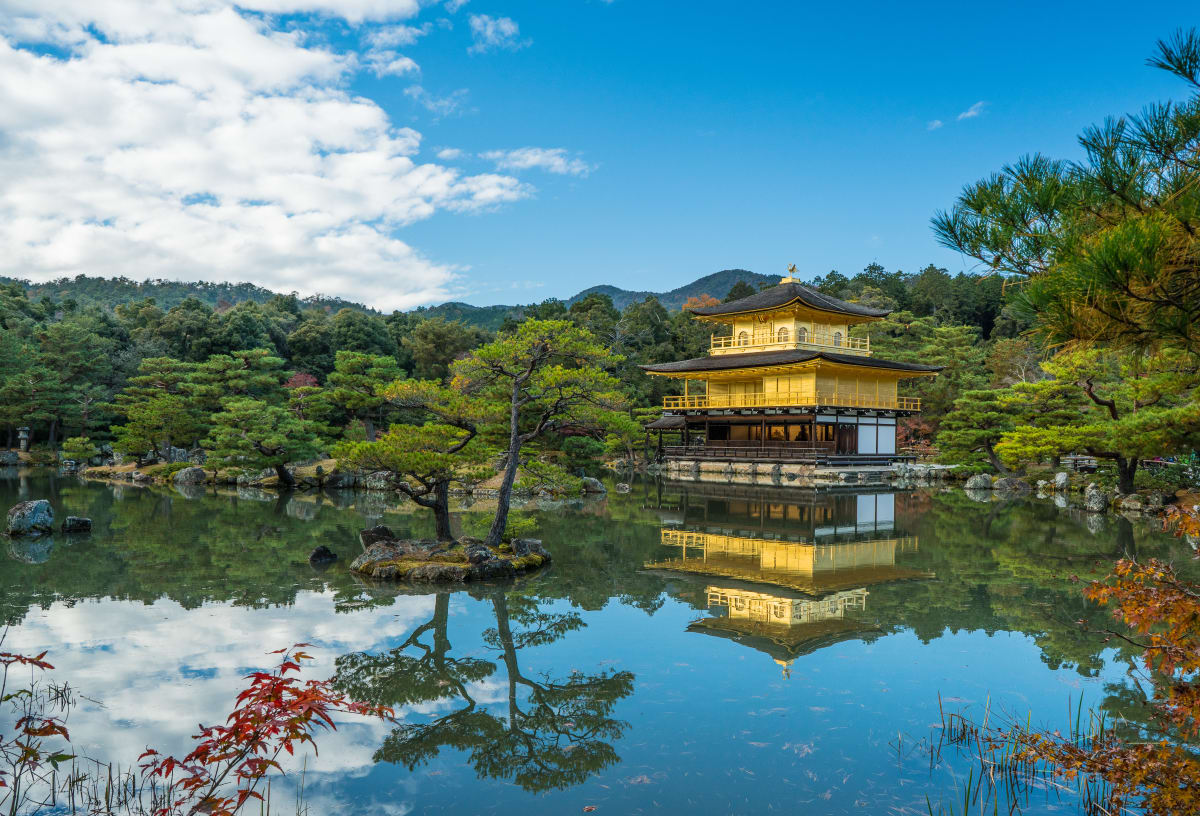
[640, 269, 941, 484]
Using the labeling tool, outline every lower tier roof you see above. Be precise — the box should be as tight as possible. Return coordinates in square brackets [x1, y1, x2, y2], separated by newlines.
[640, 349, 943, 375]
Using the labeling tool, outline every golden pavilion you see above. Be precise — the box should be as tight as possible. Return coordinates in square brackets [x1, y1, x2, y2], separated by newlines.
[641, 270, 941, 466]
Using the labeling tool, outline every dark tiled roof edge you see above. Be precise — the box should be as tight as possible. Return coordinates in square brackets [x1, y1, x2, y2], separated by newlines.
[639, 348, 942, 374]
[688, 282, 890, 319]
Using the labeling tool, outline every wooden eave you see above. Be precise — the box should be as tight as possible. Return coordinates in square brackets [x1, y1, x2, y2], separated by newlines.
[645, 359, 939, 380]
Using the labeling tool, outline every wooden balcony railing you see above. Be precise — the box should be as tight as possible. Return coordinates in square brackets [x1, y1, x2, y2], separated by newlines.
[710, 331, 870, 356]
[662, 391, 921, 412]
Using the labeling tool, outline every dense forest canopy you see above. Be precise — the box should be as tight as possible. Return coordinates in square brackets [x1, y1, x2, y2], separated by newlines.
[0, 263, 1021, 455]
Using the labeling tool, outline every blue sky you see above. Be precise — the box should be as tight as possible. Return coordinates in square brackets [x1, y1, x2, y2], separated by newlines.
[1, 1, 1197, 309]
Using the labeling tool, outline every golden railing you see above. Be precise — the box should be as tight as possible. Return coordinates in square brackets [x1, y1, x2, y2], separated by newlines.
[710, 331, 870, 355]
[661, 391, 921, 411]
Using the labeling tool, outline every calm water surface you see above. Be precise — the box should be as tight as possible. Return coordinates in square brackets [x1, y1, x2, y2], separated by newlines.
[0, 469, 1189, 815]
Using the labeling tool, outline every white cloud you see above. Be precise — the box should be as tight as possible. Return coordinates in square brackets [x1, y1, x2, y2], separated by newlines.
[0, 1, 534, 310]
[926, 119, 943, 131]
[436, 147, 463, 160]
[957, 101, 986, 120]
[467, 14, 528, 54]
[365, 23, 431, 48]
[445, 0, 469, 12]
[481, 147, 594, 176]
[405, 84, 471, 117]
[365, 51, 420, 76]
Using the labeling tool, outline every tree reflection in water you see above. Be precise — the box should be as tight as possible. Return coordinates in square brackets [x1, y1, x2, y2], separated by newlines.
[334, 589, 634, 793]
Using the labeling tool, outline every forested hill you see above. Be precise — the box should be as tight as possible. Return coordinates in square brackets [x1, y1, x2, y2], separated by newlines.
[569, 269, 775, 311]
[412, 268, 774, 329]
[0, 275, 373, 315]
[0, 269, 774, 330]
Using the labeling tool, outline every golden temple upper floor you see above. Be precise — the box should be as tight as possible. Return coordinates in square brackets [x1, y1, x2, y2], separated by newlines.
[687, 279, 890, 358]
[640, 349, 940, 413]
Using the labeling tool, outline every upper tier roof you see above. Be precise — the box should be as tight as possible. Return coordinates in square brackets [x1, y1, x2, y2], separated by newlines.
[689, 281, 890, 319]
[640, 349, 942, 375]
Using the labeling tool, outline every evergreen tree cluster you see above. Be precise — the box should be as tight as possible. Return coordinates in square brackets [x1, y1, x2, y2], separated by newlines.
[0, 261, 1024, 458]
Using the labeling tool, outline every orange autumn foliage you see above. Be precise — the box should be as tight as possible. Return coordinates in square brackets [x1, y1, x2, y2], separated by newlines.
[1008, 559, 1200, 816]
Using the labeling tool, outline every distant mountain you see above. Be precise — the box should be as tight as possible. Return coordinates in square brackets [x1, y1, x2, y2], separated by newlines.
[1, 268, 777, 329]
[569, 269, 776, 311]
[410, 301, 520, 331]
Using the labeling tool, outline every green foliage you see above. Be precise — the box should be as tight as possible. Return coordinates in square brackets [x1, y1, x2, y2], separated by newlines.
[326, 351, 403, 441]
[995, 348, 1200, 491]
[933, 32, 1200, 352]
[452, 319, 626, 545]
[853, 312, 990, 430]
[113, 393, 205, 457]
[515, 459, 584, 496]
[60, 436, 98, 463]
[560, 436, 606, 475]
[334, 424, 492, 489]
[936, 389, 1019, 473]
[400, 316, 490, 382]
[203, 397, 323, 482]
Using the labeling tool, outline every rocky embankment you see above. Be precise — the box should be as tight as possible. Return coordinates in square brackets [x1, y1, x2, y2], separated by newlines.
[350, 525, 551, 582]
[4, 500, 92, 537]
[961, 470, 1187, 519]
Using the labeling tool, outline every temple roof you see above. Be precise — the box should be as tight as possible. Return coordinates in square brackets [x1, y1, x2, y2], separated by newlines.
[639, 349, 943, 375]
[643, 414, 687, 430]
[688, 282, 890, 319]
[687, 616, 878, 662]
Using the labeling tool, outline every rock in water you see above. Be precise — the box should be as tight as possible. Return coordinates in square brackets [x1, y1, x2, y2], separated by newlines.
[964, 474, 993, 490]
[614, 483, 632, 493]
[1054, 472, 1070, 491]
[5, 500, 54, 536]
[580, 477, 607, 494]
[359, 524, 395, 550]
[350, 531, 551, 582]
[0, 451, 20, 466]
[61, 516, 92, 534]
[173, 466, 207, 485]
[1116, 494, 1145, 513]
[1084, 483, 1108, 513]
[993, 477, 1031, 495]
[308, 545, 338, 567]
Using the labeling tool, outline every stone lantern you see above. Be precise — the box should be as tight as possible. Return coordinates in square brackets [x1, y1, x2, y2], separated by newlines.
[17, 427, 31, 453]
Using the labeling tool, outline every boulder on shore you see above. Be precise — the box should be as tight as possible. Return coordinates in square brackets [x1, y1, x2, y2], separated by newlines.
[351, 533, 551, 582]
[173, 466, 207, 485]
[359, 524, 396, 550]
[1054, 472, 1070, 491]
[61, 516, 91, 534]
[0, 451, 20, 466]
[580, 477, 607, 494]
[5, 500, 54, 536]
[993, 477, 1031, 495]
[964, 474, 993, 490]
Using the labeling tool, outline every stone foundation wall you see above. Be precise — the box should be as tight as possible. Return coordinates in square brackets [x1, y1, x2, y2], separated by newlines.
[663, 458, 898, 487]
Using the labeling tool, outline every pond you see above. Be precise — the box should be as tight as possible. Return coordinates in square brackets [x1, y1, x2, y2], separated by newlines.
[0, 468, 1190, 815]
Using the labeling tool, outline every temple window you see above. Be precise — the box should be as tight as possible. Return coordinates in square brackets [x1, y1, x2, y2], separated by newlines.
[737, 331, 749, 346]
[833, 331, 843, 347]
[797, 326, 808, 343]
[776, 327, 789, 343]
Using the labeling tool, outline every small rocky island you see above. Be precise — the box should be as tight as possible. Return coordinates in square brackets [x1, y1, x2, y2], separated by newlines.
[350, 525, 551, 582]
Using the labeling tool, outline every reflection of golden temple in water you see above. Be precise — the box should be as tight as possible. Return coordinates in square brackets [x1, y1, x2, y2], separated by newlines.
[645, 485, 932, 675]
